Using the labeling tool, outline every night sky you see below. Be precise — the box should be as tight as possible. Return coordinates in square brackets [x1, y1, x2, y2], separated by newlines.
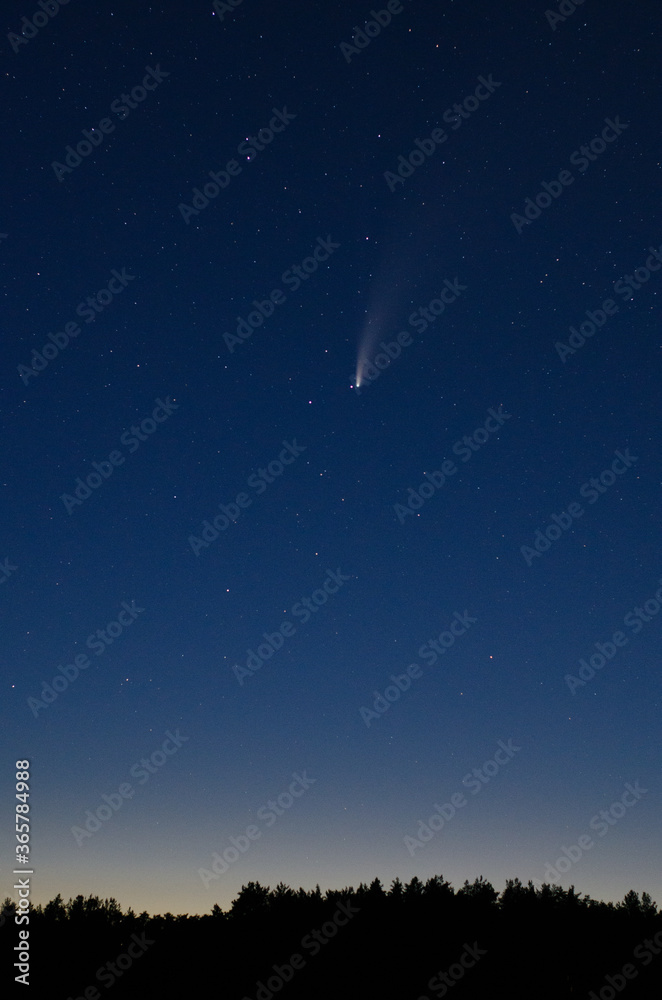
[3, 0, 661, 917]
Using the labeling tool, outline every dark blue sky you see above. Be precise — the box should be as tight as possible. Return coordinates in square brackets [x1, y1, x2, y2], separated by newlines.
[2, 0, 660, 915]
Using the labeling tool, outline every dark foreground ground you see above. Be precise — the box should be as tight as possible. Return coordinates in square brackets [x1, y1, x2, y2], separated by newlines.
[5, 877, 662, 999]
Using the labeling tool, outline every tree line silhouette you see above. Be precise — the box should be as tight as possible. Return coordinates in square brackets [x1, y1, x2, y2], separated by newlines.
[3, 875, 661, 998]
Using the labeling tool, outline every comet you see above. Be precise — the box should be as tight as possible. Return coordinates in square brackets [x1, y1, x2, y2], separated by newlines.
[351, 234, 421, 391]
[354, 310, 387, 392]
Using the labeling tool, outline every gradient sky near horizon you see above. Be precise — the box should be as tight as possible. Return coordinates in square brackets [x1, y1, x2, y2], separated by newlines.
[2, 0, 661, 916]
